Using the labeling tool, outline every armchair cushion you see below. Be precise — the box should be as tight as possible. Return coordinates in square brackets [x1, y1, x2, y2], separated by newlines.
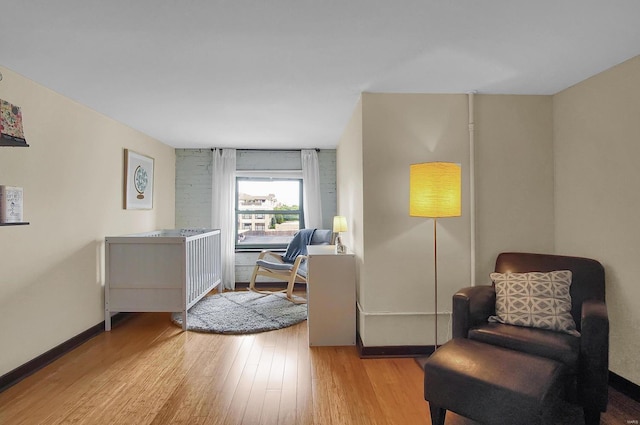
[489, 270, 579, 336]
[469, 323, 580, 372]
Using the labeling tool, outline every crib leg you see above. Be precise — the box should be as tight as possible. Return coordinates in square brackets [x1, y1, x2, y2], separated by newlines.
[182, 310, 188, 331]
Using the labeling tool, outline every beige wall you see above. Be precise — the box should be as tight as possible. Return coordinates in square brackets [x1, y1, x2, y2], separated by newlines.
[336, 97, 364, 292]
[474, 95, 555, 281]
[338, 93, 557, 348]
[338, 94, 472, 346]
[0, 66, 175, 376]
[553, 55, 640, 385]
[359, 93, 471, 346]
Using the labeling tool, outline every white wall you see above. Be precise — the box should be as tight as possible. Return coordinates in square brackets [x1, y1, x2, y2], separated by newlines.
[553, 55, 640, 385]
[0, 66, 175, 377]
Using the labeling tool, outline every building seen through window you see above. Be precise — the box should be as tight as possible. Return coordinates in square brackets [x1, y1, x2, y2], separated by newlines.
[236, 178, 304, 249]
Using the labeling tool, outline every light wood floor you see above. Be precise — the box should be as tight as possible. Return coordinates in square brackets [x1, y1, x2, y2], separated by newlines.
[0, 297, 638, 424]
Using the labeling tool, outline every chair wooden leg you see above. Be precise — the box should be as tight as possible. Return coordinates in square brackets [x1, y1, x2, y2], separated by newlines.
[429, 404, 446, 425]
[286, 276, 306, 304]
[249, 265, 260, 293]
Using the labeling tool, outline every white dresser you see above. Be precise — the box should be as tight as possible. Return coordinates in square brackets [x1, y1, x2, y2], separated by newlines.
[306, 245, 356, 346]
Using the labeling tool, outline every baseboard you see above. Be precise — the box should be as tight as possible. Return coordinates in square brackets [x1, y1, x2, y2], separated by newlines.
[609, 370, 640, 402]
[356, 332, 434, 358]
[0, 313, 133, 393]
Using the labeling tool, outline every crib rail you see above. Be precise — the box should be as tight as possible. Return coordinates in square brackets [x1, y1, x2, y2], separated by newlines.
[185, 229, 222, 308]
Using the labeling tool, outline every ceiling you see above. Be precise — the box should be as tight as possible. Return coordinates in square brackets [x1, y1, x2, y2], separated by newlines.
[2, 1, 640, 150]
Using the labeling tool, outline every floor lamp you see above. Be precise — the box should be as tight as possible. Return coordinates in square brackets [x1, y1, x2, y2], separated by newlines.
[409, 162, 461, 353]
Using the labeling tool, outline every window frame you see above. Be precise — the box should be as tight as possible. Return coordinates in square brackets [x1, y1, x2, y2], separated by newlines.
[235, 174, 305, 250]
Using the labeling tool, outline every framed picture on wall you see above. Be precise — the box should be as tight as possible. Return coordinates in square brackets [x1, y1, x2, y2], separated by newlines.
[124, 149, 154, 210]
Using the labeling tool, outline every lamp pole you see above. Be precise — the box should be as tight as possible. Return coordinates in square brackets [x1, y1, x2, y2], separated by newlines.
[433, 217, 438, 350]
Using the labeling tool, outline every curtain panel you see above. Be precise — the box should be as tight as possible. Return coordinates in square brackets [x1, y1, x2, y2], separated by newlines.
[301, 149, 323, 229]
[211, 148, 236, 290]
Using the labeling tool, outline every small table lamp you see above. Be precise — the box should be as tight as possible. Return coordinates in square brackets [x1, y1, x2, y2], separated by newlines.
[333, 215, 348, 254]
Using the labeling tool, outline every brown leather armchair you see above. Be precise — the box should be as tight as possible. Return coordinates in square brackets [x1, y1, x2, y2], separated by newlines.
[453, 252, 609, 425]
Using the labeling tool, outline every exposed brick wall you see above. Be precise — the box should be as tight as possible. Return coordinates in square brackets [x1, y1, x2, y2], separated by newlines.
[175, 149, 212, 228]
[318, 150, 337, 230]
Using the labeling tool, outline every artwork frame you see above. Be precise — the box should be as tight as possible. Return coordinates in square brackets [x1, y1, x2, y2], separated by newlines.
[124, 149, 154, 210]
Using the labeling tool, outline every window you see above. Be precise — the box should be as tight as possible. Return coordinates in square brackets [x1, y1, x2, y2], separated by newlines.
[236, 177, 304, 249]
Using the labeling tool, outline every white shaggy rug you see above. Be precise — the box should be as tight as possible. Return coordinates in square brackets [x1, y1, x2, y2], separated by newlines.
[171, 291, 307, 334]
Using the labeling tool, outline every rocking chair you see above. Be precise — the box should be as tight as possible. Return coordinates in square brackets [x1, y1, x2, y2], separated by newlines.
[248, 228, 332, 303]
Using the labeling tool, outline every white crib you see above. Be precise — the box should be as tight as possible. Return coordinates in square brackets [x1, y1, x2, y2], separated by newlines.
[105, 228, 222, 331]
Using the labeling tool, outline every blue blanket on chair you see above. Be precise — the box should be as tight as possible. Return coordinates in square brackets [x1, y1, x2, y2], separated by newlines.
[283, 228, 316, 264]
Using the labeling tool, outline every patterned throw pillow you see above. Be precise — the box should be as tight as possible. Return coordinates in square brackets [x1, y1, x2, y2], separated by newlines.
[488, 270, 580, 336]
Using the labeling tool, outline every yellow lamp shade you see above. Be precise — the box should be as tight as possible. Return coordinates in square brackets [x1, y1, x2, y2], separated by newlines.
[333, 215, 348, 233]
[410, 162, 461, 218]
